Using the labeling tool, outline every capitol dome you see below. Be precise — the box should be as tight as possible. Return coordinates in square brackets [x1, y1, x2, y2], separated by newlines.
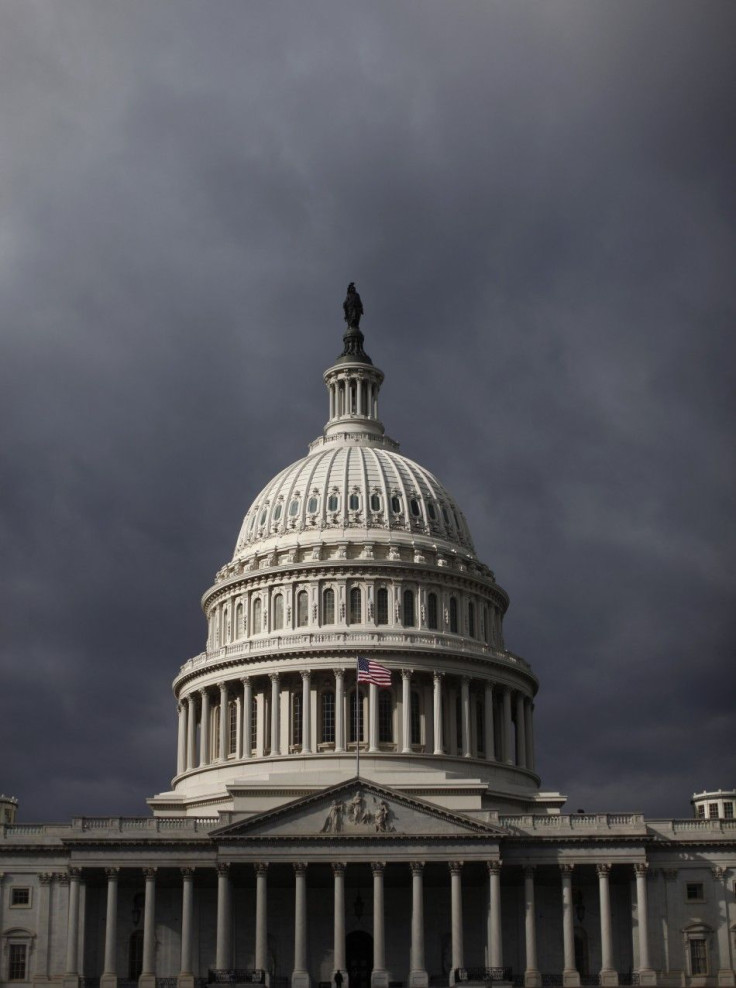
[151, 299, 557, 819]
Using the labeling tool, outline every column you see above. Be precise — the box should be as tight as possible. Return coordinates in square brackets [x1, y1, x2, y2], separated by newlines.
[597, 864, 618, 985]
[292, 863, 310, 988]
[516, 694, 527, 767]
[487, 862, 503, 970]
[401, 670, 412, 754]
[235, 694, 242, 758]
[460, 678, 471, 757]
[180, 868, 195, 988]
[335, 670, 345, 753]
[177, 702, 187, 775]
[140, 868, 157, 988]
[634, 864, 655, 984]
[525, 699, 535, 771]
[712, 867, 735, 985]
[332, 863, 346, 981]
[35, 873, 52, 980]
[218, 682, 229, 762]
[524, 867, 541, 987]
[371, 863, 388, 988]
[186, 695, 197, 771]
[502, 688, 513, 764]
[242, 678, 253, 759]
[215, 864, 232, 970]
[255, 863, 268, 974]
[301, 672, 312, 754]
[65, 868, 81, 980]
[484, 684, 495, 761]
[368, 682, 379, 752]
[433, 672, 444, 755]
[409, 863, 428, 988]
[449, 862, 464, 978]
[101, 868, 119, 988]
[199, 688, 211, 766]
[560, 865, 579, 987]
[270, 673, 281, 755]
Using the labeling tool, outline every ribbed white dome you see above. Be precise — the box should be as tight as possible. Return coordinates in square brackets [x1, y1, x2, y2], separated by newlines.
[233, 442, 477, 561]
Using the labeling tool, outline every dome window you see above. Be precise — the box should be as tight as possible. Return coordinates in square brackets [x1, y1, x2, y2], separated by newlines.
[370, 493, 381, 512]
[307, 496, 319, 514]
[403, 589, 415, 627]
[427, 501, 437, 521]
[259, 508, 268, 526]
[289, 499, 300, 517]
[349, 493, 360, 511]
[273, 503, 283, 521]
[449, 597, 458, 633]
[323, 588, 335, 625]
[376, 587, 389, 625]
[328, 493, 340, 512]
[391, 495, 402, 514]
[441, 506, 450, 526]
[427, 592, 438, 630]
[410, 497, 421, 518]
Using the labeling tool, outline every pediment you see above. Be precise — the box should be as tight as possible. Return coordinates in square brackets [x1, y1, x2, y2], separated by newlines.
[214, 777, 506, 841]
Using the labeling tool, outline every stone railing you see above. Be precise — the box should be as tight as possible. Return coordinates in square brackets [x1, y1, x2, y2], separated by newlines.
[208, 970, 265, 985]
[1, 817, 219, 840]
[498, 813, 646, 832]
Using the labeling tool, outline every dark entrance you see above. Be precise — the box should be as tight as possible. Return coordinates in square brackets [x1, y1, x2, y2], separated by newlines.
[346, 930, 373, 988]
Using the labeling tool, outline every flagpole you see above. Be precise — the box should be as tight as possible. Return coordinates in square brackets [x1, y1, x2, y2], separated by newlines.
[355, 657, 360, 778]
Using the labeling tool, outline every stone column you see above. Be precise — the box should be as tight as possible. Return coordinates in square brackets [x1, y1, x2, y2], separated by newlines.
[177, 702, 187, 775]
[65, 868, 81, 980]
[242, 677, 253, 759]
[460, 677, 471, 757]
[597, 864, 618, 985]
[368, 682, 379, 752]
[487, 862, 503, 970]
[34, 873, 52, 980]
[560, 865, 579, 987]
[180, 868, 195, 988]
[449, 862, 464, 977]
[525, 699, 535, 771]
[235, 694, 242, 759]
[484, 684, 495, 761]
[215, 863, 232, 970]
[634, 864, 655, 984]
[515, 694, 527, 767]
[140, 868, 157, 988]
[270, 673, 281, 755]
[199, 688, 211, 766]
[332, 863, 347, 982]
[371, 863, 388, 988]
[712, 867, 735, 986]
[186, 695, 197, 771]
[524, 867, 541, 987]
[335, 670, 345, 753]
[502, 688, 513, 764]
[292, 863, 310, 988]
[255, 863, 269, 974]
[101, 868, 119, 988]
[401, 670, 412, 753]
[301, 672, 312, 754]
[409, 863, 428, 988]
[433, 672, 444, 755]
[218, 682, 229, 762]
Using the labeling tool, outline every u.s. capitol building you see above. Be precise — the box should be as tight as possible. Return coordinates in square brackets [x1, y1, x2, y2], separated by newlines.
[2, 290, 734, 988]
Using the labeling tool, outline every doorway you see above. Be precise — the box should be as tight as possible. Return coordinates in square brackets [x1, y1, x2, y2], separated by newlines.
[346, 930, 373, 988]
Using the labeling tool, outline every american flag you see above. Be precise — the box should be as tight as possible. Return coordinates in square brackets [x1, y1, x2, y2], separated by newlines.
[357, 656, 392, 687]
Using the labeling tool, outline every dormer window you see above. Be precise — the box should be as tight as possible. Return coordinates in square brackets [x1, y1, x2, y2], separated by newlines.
[273, 503, 283, 521]
[427, 501, 437, 521]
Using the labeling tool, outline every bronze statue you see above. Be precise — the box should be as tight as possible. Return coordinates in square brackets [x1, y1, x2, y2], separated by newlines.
[343, 282, 363, 329]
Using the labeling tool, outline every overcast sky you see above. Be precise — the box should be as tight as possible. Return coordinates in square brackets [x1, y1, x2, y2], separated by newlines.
[1, 0, 734, 823]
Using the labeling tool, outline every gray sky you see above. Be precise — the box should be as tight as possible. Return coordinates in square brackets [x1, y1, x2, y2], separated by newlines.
[1, 0, 734, 822]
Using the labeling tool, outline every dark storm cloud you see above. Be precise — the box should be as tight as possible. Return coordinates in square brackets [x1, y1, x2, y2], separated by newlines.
[1, 0, 734, 820]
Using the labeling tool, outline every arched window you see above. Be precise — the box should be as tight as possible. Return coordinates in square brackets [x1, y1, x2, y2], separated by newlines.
[235, 601, 244, 638]
[273, 594, 284, 630]
[378, 691, 393, 743]
[449, 597, 458, 633]
[427, 592, 438, 630]
[328, 493, 340, 512]
[349, 587, 362, 624]
[349, 689, 365, 743]
[292, 693, 302, 748]
[323, 588, 335, 625]
[321, 691, 335, 744]
[212, 705, 221, 760]
[376, 587, 389, 625]
[297, 591, 308, 627]
[468, 601, 475, 638]
[403, 589, 415, 628]
[253, 597, 262, 634]
[307, 495, 319, 514]
[411, 690, 421, 746]
[128, 930, 144, 981]
[228, 699, 238, 756]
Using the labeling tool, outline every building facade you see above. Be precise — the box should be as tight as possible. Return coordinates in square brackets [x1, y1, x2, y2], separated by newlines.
[2, 303, 735, 988]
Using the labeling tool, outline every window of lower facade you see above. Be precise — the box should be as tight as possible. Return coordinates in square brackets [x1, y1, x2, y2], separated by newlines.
[8, 944, 27, 982]
[320, 691, 335, 745]
[10, 887, 31, 908]
[689, 939, 708, 976]
[378, 691, 393, 744]
[686, 882, 705, 902]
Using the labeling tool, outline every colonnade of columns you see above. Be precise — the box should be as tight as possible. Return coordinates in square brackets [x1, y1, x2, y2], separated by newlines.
[176, 670, 535, 775]
[58, 859, 655, 988]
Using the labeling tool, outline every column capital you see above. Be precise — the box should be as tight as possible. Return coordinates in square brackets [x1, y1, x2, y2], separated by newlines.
[181, 867, 195, 878]
[559, 863, 575, 875]
[269, 671, 280, 684]
[300, 670, 311, 683]
[104, 867, 120, 879]
[401, 668, 413, 679]
[241, 675, 252, 687]
[217, 680, 228, 692]
[448, 861, 463, 875]
[216, 863, 230, 877]
[523, 865, 535, 878]
[433, 671, 444, 683]
[143, 867, 157, 880]
[199, 686, 209, 697]
[410, 861, 425, 875]
[40, 872, 54, 885]
[293, 862, 308, 875]
[596, 863, 611, 877]
[254, 862, 269, 875]
[69, 867, 82, 880]
[332, 862, 346, 875]
[371, 861, 386, 875]
[58, 873, 70, 886]
[335, 668, 345, 682]
[711, 866, 726, 882]
[461, 675, 470, 685]
[487, 861, 502, 876]
[634, 862, 649, 876]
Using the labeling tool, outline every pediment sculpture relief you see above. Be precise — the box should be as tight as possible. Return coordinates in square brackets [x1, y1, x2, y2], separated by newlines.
[320, 790, 395, 834]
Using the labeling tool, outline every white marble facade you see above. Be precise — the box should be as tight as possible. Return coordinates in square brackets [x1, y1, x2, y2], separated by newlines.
[2, 317, 734, 988]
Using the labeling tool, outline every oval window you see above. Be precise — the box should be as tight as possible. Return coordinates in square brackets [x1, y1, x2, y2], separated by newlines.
[370, 493, 381, 512]
[391, 495, 402, 514]
[273, 503, 283, 521]
[289, 499, 300, 517]
[259, 508, 268, 526]
[410, 498, 421, 517]
[349, 493, 360, 511]
[328, 494, 339, 512]
[307, 496, 319, 513]
[427, 501, 437, 520]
